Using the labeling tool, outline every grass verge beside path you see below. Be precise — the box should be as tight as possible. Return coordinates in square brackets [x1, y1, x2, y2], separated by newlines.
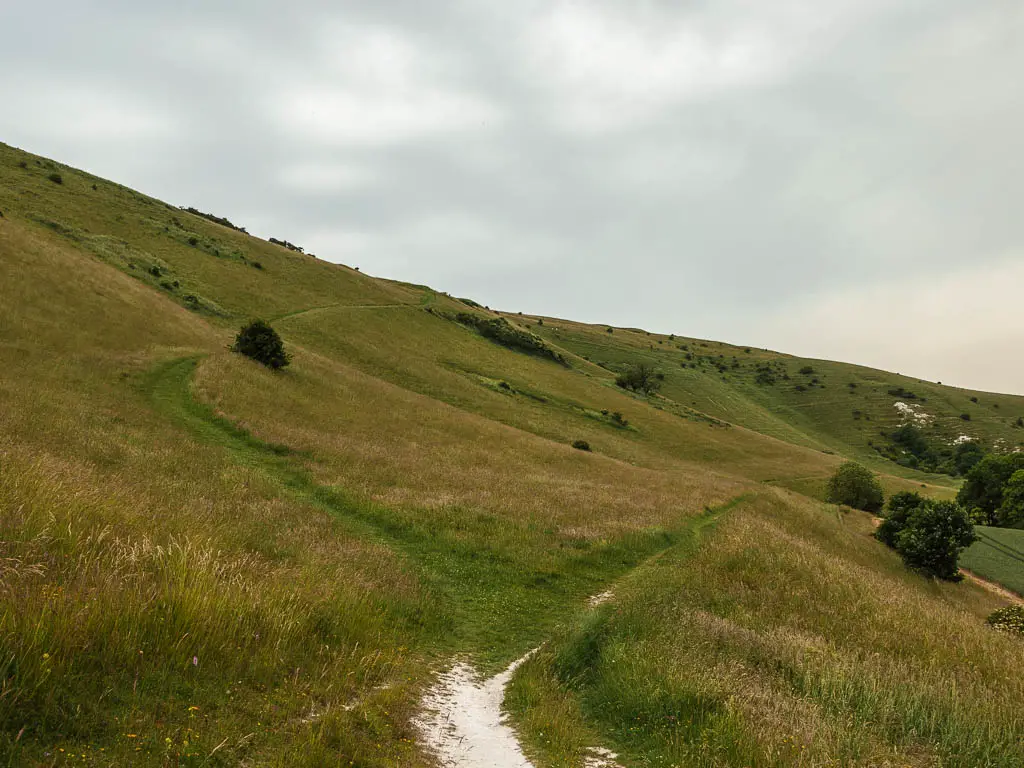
[508, 491, 1024, 768]
[506, 496, 748, 766]
[144, 356, 708, 672]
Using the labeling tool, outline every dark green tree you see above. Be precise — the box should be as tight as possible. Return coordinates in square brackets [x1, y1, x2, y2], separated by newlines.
[876, 491, 927, 548]
[825, 462, 884, 513]
[894, 501, 977, 580]
[996, 469, 1024, 528]
[953, 441, 985, 476]
[956, 454, 1024, 523]
[232, 320, 290, 370]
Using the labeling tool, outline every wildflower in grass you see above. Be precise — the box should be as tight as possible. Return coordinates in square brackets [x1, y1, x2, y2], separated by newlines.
[193, 655, 198, 666]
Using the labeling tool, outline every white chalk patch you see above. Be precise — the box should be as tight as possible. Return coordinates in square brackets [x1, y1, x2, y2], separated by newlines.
[893, 401, 932, 426]
[588, 590, 614, 608]
[585, 745, 625, 767]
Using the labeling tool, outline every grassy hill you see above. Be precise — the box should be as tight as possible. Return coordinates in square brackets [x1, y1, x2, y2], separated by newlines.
[2, 140, 1023, 766]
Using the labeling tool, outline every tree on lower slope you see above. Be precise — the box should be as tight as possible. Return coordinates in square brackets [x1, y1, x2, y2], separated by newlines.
[894, 500, 976, 580]
[876, 491, 927, 547]
[825, 462, 884, 513]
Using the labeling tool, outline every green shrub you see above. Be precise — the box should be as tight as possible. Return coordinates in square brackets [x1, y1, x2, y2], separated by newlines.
[987, 605, 1024, 635]
[876, 491, 927, 547]
[894, 501, 976, 580]
[232, 320, 290, 370]
[453, 313, 567, 365]
[47, 172, 63, 184]
[825, 462, 884, 513]
[615, 363, 661, 395]
[571, 440, 591, 451]
[799, 365, 814, 375]
[610, 411, 628, 427]
[888, 386, 917, 399]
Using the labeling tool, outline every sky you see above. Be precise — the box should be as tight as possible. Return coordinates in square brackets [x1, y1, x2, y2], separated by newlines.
[2, 1, 1023, 393]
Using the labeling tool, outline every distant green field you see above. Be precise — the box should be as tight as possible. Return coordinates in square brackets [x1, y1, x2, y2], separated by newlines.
[962, 527, 1024, 596]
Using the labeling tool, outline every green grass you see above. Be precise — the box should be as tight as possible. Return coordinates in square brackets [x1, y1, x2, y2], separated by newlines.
[962, 527, 1024, 596]
[3, 139, 1024, 765]
[510, 494, 1024, 768]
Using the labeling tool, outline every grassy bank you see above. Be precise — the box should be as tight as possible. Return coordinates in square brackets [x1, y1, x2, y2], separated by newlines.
[509, 492, 1024, 767]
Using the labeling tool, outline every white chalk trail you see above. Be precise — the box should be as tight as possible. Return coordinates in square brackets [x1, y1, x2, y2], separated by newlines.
[416, 653, 537, 768]
[417, 589, 625, 767]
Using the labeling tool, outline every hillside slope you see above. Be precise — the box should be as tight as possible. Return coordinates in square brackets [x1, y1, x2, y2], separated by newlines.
[2, 141, 1023, 766]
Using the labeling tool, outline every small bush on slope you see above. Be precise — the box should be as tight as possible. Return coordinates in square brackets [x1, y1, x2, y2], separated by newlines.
[453, 312, 568, 365]
[825, 462, 884, 513]
[233, 319, 290, 370]
[987, 605, 1024, 635]
[615, 363, 662, 395]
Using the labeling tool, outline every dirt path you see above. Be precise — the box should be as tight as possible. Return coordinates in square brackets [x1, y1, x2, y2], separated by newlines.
[868, 516, 1022, 605]
[416, 653, 538, 768]
[961, 569, 1024, 605]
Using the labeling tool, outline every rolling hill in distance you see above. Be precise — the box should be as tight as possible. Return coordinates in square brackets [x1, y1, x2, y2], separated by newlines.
[2, 140, 1024, 766]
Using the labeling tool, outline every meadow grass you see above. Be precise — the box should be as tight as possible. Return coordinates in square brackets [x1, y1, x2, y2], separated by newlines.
[508, 491, 1024, 767]
[2, 140, 1023, 765]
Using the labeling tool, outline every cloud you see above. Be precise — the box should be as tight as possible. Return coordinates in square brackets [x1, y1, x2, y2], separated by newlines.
[270, 22, 502, 145]
[277, 162, 376, 194]
[1, 0, 1022, 393]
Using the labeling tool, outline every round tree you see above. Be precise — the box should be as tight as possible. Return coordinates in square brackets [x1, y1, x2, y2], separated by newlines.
[825, 462, 884, 513]
[895, 500, 976, 580]
[876, 491, 926, 548]
[233, 320, 290, 370]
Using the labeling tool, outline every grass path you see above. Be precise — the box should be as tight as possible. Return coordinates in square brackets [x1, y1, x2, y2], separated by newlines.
[143, 355, 711, 668]
[270, 302, 413, 323]
[144, 355, 750, 765]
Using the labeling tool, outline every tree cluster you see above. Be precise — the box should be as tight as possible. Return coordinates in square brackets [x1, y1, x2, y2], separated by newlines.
[875, 491, 976, 580]
[956, 453, 1024, 527]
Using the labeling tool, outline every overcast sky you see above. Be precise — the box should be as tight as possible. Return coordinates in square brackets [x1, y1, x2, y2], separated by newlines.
[3, 1, 1022, 393]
